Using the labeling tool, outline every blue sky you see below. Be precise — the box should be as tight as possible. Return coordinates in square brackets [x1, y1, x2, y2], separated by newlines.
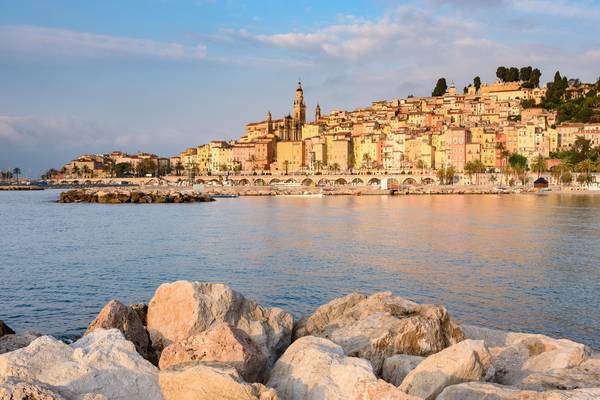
[1, 0, 600, 177]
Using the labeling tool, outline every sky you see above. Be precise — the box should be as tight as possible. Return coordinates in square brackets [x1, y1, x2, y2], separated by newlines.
[1, 0, 600, 177]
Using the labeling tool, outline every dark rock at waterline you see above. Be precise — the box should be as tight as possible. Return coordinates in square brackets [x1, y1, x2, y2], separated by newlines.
[59, 189, 215, 204]
[0, 320, 15, 337]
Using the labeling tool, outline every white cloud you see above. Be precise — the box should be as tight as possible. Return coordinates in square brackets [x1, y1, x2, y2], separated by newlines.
[0, 25, 207, 61]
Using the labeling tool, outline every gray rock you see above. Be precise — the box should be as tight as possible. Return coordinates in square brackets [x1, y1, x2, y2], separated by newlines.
[382, 354, 424, 386]
[437, 381, 600, 400]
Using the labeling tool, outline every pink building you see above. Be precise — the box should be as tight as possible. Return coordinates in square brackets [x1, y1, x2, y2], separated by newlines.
[445, 128, 470, 171]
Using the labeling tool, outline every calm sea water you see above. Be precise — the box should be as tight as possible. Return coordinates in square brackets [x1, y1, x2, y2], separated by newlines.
[1, 189, 599, 347]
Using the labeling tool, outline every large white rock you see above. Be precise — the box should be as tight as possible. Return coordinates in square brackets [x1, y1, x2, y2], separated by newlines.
[294, 292, 464, 374]
[462, 324, 591, 385]
[437, 381, 600, 400]
[382, 354, 424, 386]
[519, 358, 600, 391]
[0, 378, 66, 399]
[159, 361, 278, 400]
[0, 329, 162, 400]
[399, 339, 492, 400]
[266, 336, 419, 400]
[147, 281, 293, 368]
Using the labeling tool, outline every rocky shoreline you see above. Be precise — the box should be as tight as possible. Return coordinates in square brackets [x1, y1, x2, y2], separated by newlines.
[0, 185, 44, 191]
[1, 281, 598, 399]
[58, 188, 215, 204]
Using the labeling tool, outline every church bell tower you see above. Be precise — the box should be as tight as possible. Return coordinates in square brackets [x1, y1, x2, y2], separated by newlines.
[293, 80, 306, 125]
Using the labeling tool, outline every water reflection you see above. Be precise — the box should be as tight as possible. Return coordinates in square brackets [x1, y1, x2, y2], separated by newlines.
[0, 190, 599, 347]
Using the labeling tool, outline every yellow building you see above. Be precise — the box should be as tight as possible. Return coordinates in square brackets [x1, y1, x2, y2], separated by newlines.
[301, 123, 321, 140]
[196, 144, 211, 173]
[276, 141, 304, 173]
[481, 129, 497, 168]
[466, 143, 482, 164]
[353, 134, 382, 169]
[210, 141, 233, 173]
[330, 138, 352, 172]
[548, 128, 559, 153]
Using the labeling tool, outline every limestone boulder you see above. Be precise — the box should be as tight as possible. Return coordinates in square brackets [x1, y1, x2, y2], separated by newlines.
[0, 329, 162, 400]
[463, 325, 591, 385]
[159, 361, 278, 400]
[0, 321, 14, 337]
[266, 336, 418, 400]
[399, 339, 492, 400]
[437, 382, 600, 400]
[85, 299, 150, 359]
[0, 379, 66, 400]
[294, 292, 464, 373]
[147, 281, 293, 368]
[382, 354, 424, 386]
[0, 332, 40, 355]
[519, 358, 600, 391]
[159, 322, 266, 382]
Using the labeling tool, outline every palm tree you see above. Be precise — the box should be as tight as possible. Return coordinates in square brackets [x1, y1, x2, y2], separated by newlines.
[12, 167, 21, 183]
[531, 154, 547, 178]
[315, 160, 323, 174]
[175, 161, 184, 176]
[331, 162, 340, 174]
[576, 159, 597, 187]
[464, 161, 476, 184]
[552, 161, 573, 188]
[473, 160, 486, 185]
[362, 153, 372, 172]
[81, 165, 91, 178]
[71, 165, 80, 178]
[283, 160, 290, 175]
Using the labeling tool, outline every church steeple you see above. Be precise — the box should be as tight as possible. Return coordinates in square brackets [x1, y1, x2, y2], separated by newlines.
[293, 80, 306, 124]
[315, 103, 321, 123]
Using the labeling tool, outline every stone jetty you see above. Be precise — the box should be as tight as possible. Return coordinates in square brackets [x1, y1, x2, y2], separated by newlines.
[0, 185, 44, 191]
[1, 282, 598, 399]
[59, 188, 215, 204]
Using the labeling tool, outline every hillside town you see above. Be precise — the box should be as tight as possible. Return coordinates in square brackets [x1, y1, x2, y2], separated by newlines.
[48, 68, 600, 184]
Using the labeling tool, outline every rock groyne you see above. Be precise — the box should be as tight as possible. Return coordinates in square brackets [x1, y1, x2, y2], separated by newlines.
[1, 282, 598, 399]
[59, 188, 215, 204]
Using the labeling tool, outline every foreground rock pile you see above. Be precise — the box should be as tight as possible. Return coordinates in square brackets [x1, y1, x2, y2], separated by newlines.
[59, 188, 215, 204]
[1, 282, 598, 400]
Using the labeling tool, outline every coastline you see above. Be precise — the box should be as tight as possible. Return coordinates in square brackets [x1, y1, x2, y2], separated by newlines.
[1, 281, 598, 399]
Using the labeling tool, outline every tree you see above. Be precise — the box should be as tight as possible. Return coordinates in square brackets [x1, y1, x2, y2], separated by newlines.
[416, 159, 425, 174]
[432, 78, 447, 97]
[509, 153, 528, 185]
[114, 162, 132, 178]
[445, 165, 456, 185]
[175, 161, 184, 176]
[507, 67, 519, 82]
[530, 68, 542, 87]
[71, 165, 80, 178]
[436, 167, 446, 184]
[474, 76, 481, 92]
[530, 154, 547, 178]
[519, 66, 532, 82]
[464, 161, 476, 184]
[362, 153, 372, 171]
[576, 159, 597, 187]
[496, 66, 508, 82]
[551, 161, 572, 187]
[315, 160, 323, 173]
[81, 165, 91, 178]
[472, 159, 486, 184]
[136, 159, 157, 177]
[283, 160, 290, 175]
[12, 167, 21, 183]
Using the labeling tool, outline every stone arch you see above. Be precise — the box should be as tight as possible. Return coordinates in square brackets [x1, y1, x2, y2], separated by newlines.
[195, 178, 205, 184]
[301, 178, 315, 187]
[269, 178, 282, 185]
[403, 177, 417, 185]
[285, 178, 296, 184]
[254, 178, 266, 186]
[422, 177, 435, 185]
[351, 178, 364, 185]
[237, 178, 250, 186]
[368, 178, 381, 185]
[334, 178, 348, 185]
[83, 180, 92, 185]
[72, 180, 80, 185]
[317, 178, 330, 186]
[387, 178, 399, 188]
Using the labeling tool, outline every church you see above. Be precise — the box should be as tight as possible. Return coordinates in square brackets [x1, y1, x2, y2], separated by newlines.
[242, 81, 320, 142]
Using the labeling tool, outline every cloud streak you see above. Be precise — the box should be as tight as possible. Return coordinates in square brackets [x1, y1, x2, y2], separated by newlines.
[0, 25, 208, 61]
